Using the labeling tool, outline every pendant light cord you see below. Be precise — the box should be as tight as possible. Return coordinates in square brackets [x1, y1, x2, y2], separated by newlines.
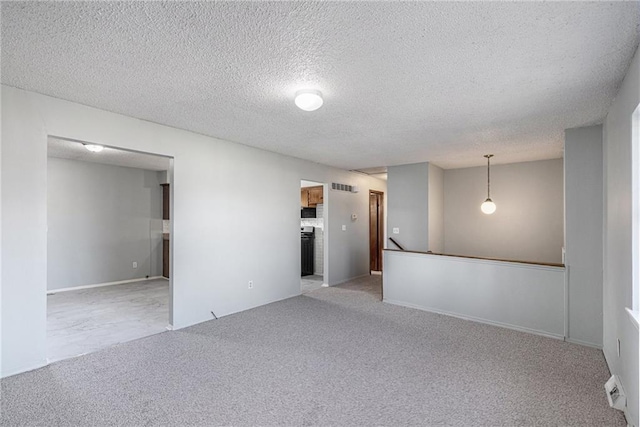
[485, 154, 493, 199]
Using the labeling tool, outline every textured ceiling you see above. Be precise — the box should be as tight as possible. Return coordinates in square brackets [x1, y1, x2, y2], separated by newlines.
[3, 2, 639, 169]
[48, 137, 171, 172]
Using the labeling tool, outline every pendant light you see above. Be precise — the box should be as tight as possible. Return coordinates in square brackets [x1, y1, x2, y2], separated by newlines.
[481, 154, 496, 215]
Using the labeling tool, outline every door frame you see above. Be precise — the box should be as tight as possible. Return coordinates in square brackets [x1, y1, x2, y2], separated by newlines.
[46, 135, 175, 329]
[369, 190, 384, 273]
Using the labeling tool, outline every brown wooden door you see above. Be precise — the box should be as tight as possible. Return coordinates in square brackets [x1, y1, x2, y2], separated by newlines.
[369, 191, 384, 271]
[163, 239, 170, 278]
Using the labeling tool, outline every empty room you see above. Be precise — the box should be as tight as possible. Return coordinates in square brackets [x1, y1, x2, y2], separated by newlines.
[1, 2, 639, 426]
[46, 138, 172, 362]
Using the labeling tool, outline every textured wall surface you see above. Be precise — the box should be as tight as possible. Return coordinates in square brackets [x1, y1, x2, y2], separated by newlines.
[2, 2, 639, 169]
[444, 159, 564, 264]
[603, 45, 639, 427]
[47, 158, 163, 290]
[387, 163, 429, 252]
[428, 164, 444, 253]
[564, 126, 603, 348]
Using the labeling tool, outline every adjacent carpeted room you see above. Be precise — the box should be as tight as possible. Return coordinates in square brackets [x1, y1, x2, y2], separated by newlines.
[1, 276, 623, 426]
[47, 278, 170, 362]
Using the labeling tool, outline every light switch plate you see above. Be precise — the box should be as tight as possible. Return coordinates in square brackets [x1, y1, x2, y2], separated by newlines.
[342, 225, 346, 231]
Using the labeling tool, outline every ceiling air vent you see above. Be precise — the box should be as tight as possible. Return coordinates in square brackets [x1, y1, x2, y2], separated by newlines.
[331, 183, 358, 193]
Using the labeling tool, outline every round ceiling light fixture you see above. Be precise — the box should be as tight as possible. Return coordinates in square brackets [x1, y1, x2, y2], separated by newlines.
[83, 144, 104, 153]
[294, 89, 323, 111]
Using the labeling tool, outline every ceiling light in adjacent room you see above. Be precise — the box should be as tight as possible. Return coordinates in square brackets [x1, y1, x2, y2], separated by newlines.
[83, 144, 104, 153]
[481, 154, 497, 215]
[295, 89, 323, 111]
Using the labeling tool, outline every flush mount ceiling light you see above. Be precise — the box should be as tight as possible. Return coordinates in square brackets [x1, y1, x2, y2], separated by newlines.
[83, 144, 104, 153]
[294, 89, 323, 111]
[481, 154, 497, 215]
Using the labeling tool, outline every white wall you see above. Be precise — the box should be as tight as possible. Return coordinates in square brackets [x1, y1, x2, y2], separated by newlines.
[1, 87, 48, 376]
[0, 82, 2, 376]
[444, 159, 564, 264]
[383, 250, 566, 338]
[564, 126, 603, 347]
[428, 164, 444, 253]
[603, 45, 640, 426]
[0, 86, 386, 377]
[47, 158, 163, 290]
[387, 163, 429, 252]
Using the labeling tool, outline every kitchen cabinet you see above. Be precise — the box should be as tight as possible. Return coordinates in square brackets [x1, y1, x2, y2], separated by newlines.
[161, 183, 170, 278]
[301, 186, 323, 207]
[308, 186, 323, 206]
[161, 183, 170, 220]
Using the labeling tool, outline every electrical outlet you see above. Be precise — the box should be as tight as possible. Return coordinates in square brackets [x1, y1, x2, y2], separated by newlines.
[342, 225, 346, 231]
[248, 280, 253, 289]
[393, 227, 400, 234]
[132, 261, 138, 269]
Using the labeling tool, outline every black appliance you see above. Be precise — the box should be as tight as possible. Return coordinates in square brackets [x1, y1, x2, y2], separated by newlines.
[301, 207, 317, 218]
[301, 226, 315, 276]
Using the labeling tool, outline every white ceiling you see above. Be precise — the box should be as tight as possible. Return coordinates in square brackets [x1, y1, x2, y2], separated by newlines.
[48, 137, 171, 172]
[3, 2, 639, 169]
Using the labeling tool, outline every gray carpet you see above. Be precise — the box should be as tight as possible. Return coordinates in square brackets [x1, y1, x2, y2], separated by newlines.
[1, 275, 625, 426]
[47, 279, 169, 362]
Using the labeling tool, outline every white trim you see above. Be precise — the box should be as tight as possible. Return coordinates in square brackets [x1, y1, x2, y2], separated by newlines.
[385, 249, 565, 272]
[46, 276, 164, 294]
[564, 266, 570, 340]
[626, 307, 640, 331]
[383, 298, 566, 341]
[1, 360, 47, 379]
[632, 103, 640, 312]
[565, 337, 602, 349]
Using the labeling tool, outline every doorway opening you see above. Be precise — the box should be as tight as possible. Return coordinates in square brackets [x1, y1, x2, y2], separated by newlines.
[633, 103, 640, 312]
[300, 180, 326, 293]
[369, 190, 384, 274]
[46, 136, 173, 362]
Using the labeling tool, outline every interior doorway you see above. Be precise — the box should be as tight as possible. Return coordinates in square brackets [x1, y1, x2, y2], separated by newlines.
[46, 136, 173, 362]
[300, 179, 326, 293]
[369, 190, 384, 273]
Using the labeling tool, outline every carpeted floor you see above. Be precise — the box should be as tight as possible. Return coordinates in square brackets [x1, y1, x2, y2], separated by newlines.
[1, 275, 625, 426]
[47, 279, 169, 362]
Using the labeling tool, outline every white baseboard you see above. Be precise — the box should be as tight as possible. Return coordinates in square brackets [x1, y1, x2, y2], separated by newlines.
[47, 276, 164, 294]
[1, 360, 48, 379]
[565, 337, 603, 349]
[383, 298, 565, 341]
